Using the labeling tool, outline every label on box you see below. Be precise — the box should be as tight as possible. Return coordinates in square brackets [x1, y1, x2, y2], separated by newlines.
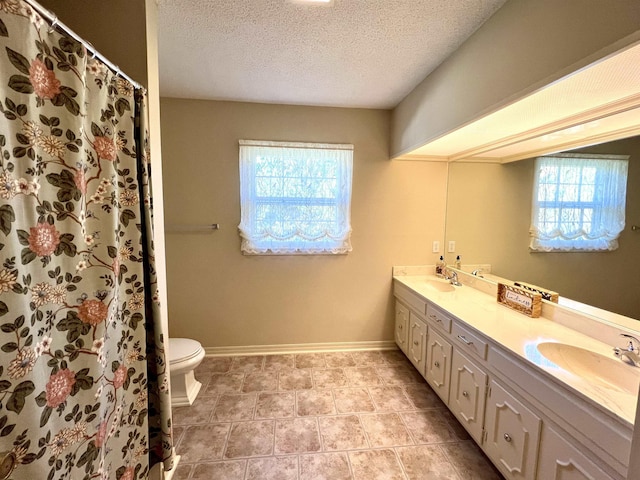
[505, 290, 533, 309]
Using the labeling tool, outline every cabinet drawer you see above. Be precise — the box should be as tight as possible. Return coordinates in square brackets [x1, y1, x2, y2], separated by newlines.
[452, 322, 488, 360]
[426, 304, 452, 333]
[394, 282, 428, 315]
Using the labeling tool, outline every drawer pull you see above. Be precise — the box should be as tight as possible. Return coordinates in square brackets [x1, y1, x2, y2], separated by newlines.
[462, 390, 469, 398]
[429, 314, 437, 320]
[457, 335, 474, 346]
[504, 433, 512, 443]
[434, 361, 440, 368]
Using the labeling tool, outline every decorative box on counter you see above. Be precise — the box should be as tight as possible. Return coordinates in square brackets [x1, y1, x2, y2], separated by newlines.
[513, 281, 559, 303]
[497, 283, 542, 318]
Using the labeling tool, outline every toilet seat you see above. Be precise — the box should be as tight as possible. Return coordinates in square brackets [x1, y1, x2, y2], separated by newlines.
[169, 338, 203, 364]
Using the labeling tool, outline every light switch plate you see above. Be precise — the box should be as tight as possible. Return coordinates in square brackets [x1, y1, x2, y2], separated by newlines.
[448, 240, 456, 253]
[432, 241, 440, 253]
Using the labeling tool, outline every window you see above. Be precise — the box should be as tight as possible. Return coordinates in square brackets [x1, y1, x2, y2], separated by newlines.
[238, 140, 354, 255]
[529, 153, 628, 252]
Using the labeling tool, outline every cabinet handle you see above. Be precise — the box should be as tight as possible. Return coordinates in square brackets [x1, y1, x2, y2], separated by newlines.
[462, 390, 469, 397]
[434, 361, 440, 368]
[413, 340, 419, 346]
[504, 433, 512, 443]
[398, 325, 403, 330]
[457, 335, 474, 346]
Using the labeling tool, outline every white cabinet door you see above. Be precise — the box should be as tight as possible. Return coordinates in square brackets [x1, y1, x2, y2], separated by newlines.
[484, 380, 541, 480]
[450, 349, 487, 443]
[425, 328, 452, 404]
[537, 424, 613, 480]
[395, 301, 409, 354]
[408, 312, 427, 375]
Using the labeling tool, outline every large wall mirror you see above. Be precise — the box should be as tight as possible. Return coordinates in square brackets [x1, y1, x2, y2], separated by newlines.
[444, 135, 640, 320]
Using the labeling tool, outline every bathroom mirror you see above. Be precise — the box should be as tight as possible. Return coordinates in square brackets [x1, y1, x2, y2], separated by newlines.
[444, 135, 640, 320]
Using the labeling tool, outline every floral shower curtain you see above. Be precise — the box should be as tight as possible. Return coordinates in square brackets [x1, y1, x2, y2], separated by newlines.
[0, 3, 172, 479]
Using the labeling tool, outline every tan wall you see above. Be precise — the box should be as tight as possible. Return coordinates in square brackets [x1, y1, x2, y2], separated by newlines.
[37, 0, 149, 86]
[446, 137, 640, 319]
[160, 98, 448, 348]
[391, 0, 640, 158]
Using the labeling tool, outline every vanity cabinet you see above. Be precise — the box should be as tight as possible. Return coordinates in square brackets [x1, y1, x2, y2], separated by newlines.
[536, 424, 610, 480]
[393, 276, 629, 480]
[450, 349, 487, 443]
[408, 312, 427, 375]
[425, 328, 452, 404]
[394, 301, 409, 354]
[483, 379, 541, 480]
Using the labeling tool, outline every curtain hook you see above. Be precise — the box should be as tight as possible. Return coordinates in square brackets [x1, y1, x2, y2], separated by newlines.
[48, 15, 58, 34]
[86, 42, 97, 59]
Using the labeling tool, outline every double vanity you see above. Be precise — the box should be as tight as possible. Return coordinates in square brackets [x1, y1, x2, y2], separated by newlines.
[393, 266, 640, 480]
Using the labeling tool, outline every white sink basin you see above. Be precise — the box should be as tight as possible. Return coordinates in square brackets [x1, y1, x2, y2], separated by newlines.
[425, 280, 456, 293]
[536, 342, 640, 395]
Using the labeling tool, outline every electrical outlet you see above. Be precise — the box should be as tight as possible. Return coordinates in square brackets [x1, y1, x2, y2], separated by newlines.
[448, 240, 456, 253]
[432, 240, 440, 253]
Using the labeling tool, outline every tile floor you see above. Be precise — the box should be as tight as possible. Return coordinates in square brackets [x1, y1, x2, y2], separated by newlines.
[171, 350, 504, 480]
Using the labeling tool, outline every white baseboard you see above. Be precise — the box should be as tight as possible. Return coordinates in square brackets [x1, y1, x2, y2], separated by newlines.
[203, 340, 397, 357]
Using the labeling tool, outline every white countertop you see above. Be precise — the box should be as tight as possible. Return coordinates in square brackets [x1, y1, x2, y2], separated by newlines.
[393, 273, 640, 426]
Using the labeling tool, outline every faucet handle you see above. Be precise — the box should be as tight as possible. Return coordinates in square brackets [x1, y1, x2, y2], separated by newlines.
[620, 333, 640, 351]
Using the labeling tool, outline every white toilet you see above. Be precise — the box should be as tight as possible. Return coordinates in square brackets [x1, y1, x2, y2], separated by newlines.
[168, 338, 205, 407]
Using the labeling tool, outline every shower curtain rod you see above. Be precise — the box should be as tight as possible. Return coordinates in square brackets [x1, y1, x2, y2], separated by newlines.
[23, 0, 144, 90]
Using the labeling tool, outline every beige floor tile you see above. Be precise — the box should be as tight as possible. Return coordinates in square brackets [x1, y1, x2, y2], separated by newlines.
[255, 392, 295, 419]
[179, 423, 230, 463]
[401, 410, 460, 444]
[333, 388, 376, 413]
[204, 372, 245, 395]
[300, 452, 353, 480]
[246, 455, 299, 480]
[403, 383, 445, 409]
[191, 460, 246, 480]
[360, 413, 414, 447]
[275, 418, 322, 454]
[264, 354, 295, 370]
[212, 393, 257, 421]
[295, 353, 327, 369]
[343, 367, 384, 387]
[312, 368, 349, 388]
[368, 386, 414, 411]
[224, 420, 275, 458]
[349, 449, 406, 480]
[296, 390, 336, 416]
[172, 426, 185, 445]
[171, 463, 192, 480]
[279, 368, 313, 390]
[380, 349, 410, 364]
[242, 371, 278, 393]
[197, 356, 232, 374]
[377, 365, 425, 385]
[324, 352, 357, 367]
[318, 415, 368, 451]
[172, 395, 218, 425]
[351, 351, 385, 365]
[230, 356, 265, 373]
[396, 445, 460, 480]
[442, 441, 504, 480]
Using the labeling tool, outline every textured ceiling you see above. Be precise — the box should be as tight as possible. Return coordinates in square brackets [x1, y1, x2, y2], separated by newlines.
[157, 0, 507, 109]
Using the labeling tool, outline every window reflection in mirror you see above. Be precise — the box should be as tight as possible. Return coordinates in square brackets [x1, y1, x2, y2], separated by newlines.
[444, 136, 640, 319]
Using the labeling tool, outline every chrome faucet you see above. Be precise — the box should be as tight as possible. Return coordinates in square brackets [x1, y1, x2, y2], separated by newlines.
[614, 333, 640, 366]
[471, 268, 484, 278]
[443, 268, 462, 287]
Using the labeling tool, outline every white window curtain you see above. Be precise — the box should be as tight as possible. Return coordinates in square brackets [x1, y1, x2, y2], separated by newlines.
[238, 140, 354, 255]
[529, 153, 629, 252]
